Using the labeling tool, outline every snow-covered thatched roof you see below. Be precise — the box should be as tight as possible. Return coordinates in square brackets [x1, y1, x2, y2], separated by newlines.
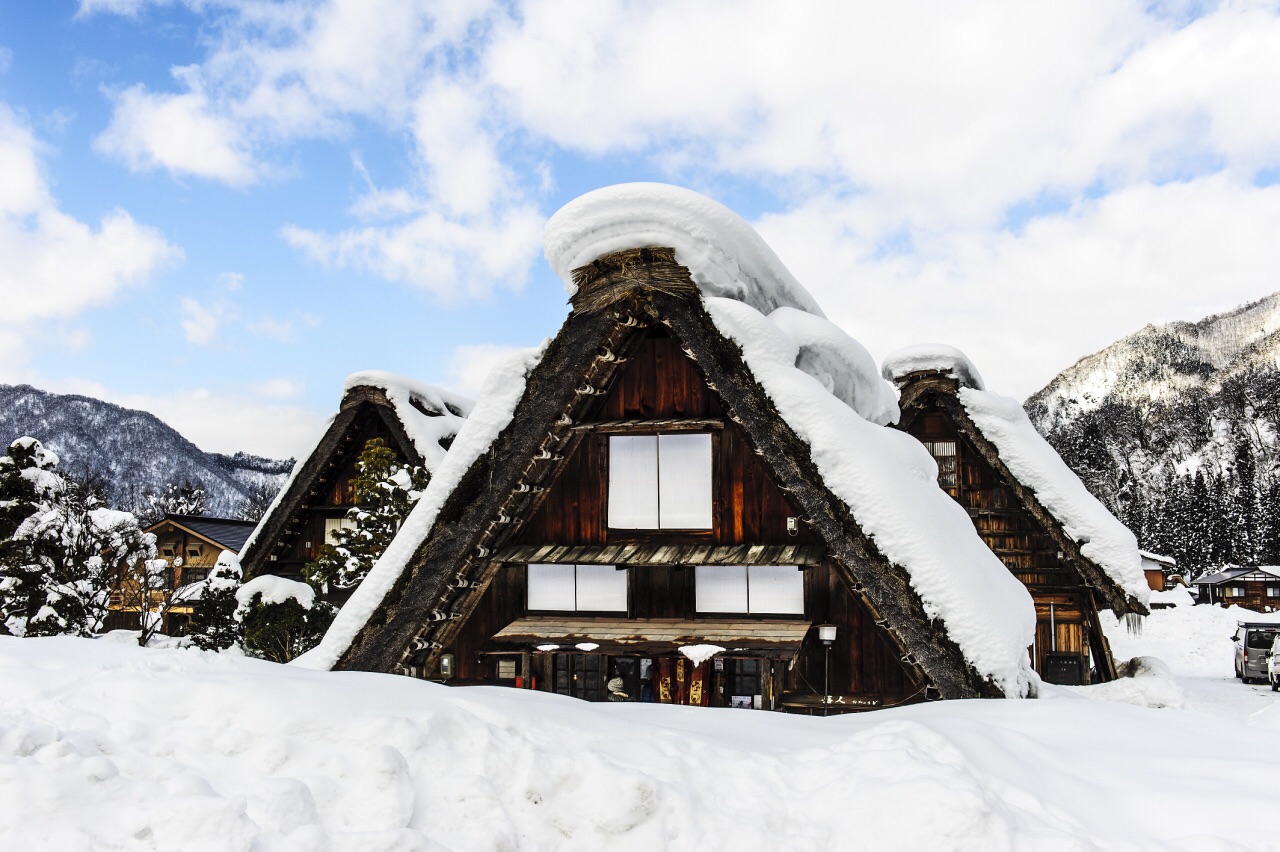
[301, 184, 1037, 699]
[238, 372, 473, 573]
[885, 344, 1150, 614]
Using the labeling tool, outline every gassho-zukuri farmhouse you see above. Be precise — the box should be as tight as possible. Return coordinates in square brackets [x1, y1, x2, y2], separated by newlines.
[241, 183, 1150, 713]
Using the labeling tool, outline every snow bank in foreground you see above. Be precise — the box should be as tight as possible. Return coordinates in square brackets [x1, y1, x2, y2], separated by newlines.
[959, 386, 1150, 609]
[706, 298, 1035, 696]
[3, 637, 1279, 851]
[881, 344, 987, 391]
[298, 345, 548, 671]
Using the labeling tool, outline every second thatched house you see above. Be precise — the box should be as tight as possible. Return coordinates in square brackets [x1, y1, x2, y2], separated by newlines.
[238, 373, 472, 591]
[882, 345, 1150, 685]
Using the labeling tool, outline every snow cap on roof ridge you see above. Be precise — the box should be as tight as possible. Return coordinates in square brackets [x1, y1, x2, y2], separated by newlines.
[881, 344, 987, 391]
[544, 182, 826, 319]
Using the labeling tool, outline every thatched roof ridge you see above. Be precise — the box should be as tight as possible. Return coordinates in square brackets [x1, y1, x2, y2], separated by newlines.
[331, 248, 1004, 699]
[895, 371, 1148, 617]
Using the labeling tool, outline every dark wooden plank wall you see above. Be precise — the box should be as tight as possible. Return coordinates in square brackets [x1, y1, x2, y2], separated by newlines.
[516, 334, 814, 547]
[447, 560, 917, 701]
[273, 412, 399, 574]
[785, 561, 916, 703]
[906, 406, 1097, 677]
[907, 409, 1076, 583]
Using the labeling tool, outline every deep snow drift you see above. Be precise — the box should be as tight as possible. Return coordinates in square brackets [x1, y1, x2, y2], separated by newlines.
[4, 605, 1280, 851]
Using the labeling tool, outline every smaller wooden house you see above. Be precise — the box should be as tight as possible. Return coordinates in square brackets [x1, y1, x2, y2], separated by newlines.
[106, 514, 256, 634]
[883, 345, 1150, 686]
[239, 372, 471, 593]
[1194, 566, 1280, 612]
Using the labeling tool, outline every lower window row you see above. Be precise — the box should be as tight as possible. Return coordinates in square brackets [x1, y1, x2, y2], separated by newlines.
[526, 563, 804, 615]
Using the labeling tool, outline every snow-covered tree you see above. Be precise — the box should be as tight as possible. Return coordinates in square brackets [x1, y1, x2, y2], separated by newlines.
[115, 555, 180, 647]
[304, 438, 427, 595]
[187, 549, 243, 651]
[7, 473, 155, 638]
[235, 575, 334, 663]
[140, 479, 208, 525]
[236, 479, 281, 522]
[0, 438, 63, 633]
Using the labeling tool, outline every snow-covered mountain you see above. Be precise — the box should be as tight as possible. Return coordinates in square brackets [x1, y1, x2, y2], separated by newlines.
[1026, 292, 1280, 573]
[0, 384, 292, 520]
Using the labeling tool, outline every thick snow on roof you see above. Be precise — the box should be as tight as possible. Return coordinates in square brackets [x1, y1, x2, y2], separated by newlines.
[239, 373, 473, 562]
[545, 182, 826, 318]
[342, 371, 474, 475]
[882, 344, 986, 391]
[957, 385, 1150, 608]
[297, 345, 548, 671]
[707, 299, 1035, 696]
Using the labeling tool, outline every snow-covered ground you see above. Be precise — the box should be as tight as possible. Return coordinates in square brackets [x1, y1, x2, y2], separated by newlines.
[3, 604, 1279, 851]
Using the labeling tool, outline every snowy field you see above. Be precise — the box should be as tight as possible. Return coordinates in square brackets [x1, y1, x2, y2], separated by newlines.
[3, 605, 1280, 851]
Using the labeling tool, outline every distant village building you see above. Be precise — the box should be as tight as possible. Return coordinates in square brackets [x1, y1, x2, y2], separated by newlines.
[106, 514, 256, 634]
[292, 185, 1052, 711]
[1194, 566, 1280, 612]
[884, 348, 1150, 685]
[239, 373, 471, 597]
[1139, 551, 1177, 592]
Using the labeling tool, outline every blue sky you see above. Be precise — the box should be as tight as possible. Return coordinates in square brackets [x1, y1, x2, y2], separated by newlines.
[3, 1, 1280, 459]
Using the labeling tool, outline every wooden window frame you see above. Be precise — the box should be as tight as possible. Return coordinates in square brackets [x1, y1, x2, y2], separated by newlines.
[525, 563, 630, 615]
[605, 432, 718, 537]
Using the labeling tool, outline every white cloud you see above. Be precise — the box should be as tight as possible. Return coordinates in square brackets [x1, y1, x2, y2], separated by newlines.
[757, 175, 1280, 398]
[95, 83, 257, 185]
[0, 103, 179, 342]
[50, 377, 327, 459]
[179, 297, 221, 346]
[76, 0, 172, 17]
[83, 0, 1280, 374]
[251, 378, 303, 400]
[445, 343, 532, 397]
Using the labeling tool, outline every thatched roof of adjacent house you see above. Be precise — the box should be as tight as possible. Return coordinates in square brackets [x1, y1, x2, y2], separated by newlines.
[884, 351, 1149, 617]
[297, 185, 1040, 699]
[238, 373, 472, 577]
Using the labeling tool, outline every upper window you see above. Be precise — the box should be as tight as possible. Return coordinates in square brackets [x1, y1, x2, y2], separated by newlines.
[694, 565, 804, 614]
[608, 434, 713, 529]
[922, 439, 958, 493]
[527, 563, 628, 612]
[324, 517, 356, 545]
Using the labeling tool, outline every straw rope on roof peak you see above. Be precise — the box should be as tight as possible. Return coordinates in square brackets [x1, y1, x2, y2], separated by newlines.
[569, 246, 699, 315]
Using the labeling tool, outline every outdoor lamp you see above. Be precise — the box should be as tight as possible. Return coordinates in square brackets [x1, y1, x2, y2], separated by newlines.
[817, 624, 837, 715]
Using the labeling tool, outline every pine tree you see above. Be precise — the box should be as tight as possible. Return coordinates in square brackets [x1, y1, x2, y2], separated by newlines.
[187, 550, 243, 651]
[304, 438, 428, 595]
[0, 438, 62, 634]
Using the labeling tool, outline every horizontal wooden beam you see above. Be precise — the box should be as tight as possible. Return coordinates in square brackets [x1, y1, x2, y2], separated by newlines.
[571, 418, 724, 433]
[492, 542, 826, 566]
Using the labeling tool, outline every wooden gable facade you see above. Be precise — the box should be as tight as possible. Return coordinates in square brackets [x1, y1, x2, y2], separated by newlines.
[240, 384, 453, 593]
[334, 248, 1009, 709]
[892, 370, 1145, 685]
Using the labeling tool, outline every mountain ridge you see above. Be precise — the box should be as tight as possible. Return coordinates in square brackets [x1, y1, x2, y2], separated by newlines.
[0, 383, 292, 520]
